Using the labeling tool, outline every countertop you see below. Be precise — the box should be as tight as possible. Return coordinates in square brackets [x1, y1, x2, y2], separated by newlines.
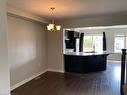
[64, 51, 110, 56]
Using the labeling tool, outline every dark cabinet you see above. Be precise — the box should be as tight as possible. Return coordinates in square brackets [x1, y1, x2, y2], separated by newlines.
[64, 54, 109, 73]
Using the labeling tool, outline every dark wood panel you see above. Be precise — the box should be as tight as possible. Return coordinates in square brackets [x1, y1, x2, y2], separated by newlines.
[11, 61, 120, 95]
[64, 54, 108, 73]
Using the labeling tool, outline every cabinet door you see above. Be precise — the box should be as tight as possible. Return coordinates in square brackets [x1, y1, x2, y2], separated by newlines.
[64, 55, 84, 73]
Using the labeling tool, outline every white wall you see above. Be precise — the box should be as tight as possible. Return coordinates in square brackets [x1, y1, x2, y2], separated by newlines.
[47, 31, 64, 72]
[47, 13, 127, 71]
[0, 0, 10, 95]
[8, 16, 47, 88]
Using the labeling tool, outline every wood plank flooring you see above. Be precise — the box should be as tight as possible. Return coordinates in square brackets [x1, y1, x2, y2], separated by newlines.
[11, 61, 121, 95]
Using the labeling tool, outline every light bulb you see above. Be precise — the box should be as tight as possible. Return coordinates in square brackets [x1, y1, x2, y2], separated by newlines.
[47, 25, 50, 30]
[49, 24, 54, 30]
[56, 25, 61, 30]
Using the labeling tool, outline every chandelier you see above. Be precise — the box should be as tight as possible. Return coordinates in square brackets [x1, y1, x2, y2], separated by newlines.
[47, 7, 61, 32]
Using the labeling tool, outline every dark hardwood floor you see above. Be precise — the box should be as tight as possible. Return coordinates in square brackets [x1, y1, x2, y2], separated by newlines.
[11, 61, 121, 95]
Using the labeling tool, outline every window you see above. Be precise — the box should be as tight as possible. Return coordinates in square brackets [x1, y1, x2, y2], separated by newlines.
[83, 35, 103, 52]
[83, 36, 93, 52]
[114, 35, 127, 52]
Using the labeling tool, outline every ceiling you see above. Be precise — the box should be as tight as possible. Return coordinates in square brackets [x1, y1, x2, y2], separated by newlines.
[7, 0, 127, 20]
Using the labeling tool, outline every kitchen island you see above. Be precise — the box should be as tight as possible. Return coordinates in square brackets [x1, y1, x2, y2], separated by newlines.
[64, 51, 109, 73]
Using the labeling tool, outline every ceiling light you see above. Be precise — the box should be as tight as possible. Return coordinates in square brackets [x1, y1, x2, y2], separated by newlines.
[47, 7, 61, 32]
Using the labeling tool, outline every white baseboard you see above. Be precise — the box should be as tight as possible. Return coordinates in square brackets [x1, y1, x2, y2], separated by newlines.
[47, 69, 64, 73]
[11, 69, 64, 91]
[11, 69, 47, 91]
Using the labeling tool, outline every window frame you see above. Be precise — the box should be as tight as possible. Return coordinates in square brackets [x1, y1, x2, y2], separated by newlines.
[114, 35, 127, 53]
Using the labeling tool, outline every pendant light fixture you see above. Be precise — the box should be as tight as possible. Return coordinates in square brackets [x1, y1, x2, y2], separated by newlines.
[47, 7, 61, 32]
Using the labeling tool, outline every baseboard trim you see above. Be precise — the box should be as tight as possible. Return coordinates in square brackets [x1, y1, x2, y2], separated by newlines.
[11, 69, 47, 91]
[11, 69, 64, 91]
[47, 69, 64, 73]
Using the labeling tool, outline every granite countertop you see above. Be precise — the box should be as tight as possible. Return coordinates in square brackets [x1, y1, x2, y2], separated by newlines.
[64, 51, 110, 56]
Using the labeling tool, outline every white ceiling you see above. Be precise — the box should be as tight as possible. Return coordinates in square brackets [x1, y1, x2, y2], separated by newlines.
[7, 0, 127, 19]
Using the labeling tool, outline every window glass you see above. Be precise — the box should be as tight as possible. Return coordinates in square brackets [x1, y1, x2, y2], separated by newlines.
[93, 36, 103, 52]
[83, 35, 103, 52]
[83, 36, 93, 52]
[126, 37, 127, 49]
[114, 36, 125, 52]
